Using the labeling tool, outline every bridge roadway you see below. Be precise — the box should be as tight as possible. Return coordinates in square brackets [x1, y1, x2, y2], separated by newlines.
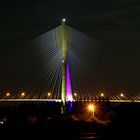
[0, 99, 140, 103]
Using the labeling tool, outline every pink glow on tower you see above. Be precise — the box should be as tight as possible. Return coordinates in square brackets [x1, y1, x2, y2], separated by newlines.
[66, 64, 73, 101]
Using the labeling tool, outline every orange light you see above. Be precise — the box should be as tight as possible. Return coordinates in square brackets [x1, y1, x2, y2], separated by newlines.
[21, 92, 25, 96]
[120, 93, 124, 97]
[47, 92, 51, 96]
[6, 93, 10, 96]
[101, 93, 104, 97]
[88, 104, 95, 112]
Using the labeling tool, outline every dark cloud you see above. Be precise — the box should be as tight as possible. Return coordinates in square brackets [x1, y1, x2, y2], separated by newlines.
[0, 0, 140, 43]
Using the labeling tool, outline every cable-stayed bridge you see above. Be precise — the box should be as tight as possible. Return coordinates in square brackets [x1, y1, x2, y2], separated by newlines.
[0, 19, 139, 104]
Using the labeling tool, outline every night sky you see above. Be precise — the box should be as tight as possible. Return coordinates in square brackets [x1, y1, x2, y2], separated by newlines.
[0, 0, 140, 96]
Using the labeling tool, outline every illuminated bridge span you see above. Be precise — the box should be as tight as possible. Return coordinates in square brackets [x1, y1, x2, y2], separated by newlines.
[0, 19, 139, 104]
[0, 99, 140, 103]
[1, 91, 140, 103]
[0, 92, 140, 103]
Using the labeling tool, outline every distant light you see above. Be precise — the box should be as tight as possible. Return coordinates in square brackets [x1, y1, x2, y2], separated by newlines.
[6, 93, 10, 96]
[0, 121, 4, 124]
[100, 93, 104, 97]
[88, 104, 95, 112]
[120, 93, 124, 97]
[62, 18, 66, 22]
[74, 93, 77, 96]
[47, 92, 51, 96]
[62, 60, 65, 63]
[21, 92, 25, 96]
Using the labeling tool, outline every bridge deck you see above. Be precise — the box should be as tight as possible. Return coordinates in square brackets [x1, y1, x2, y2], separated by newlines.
[0, 99, 139, 103]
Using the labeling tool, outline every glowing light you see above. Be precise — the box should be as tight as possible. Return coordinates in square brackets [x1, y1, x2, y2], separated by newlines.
[88, 104, 95, 112]
[6, 93, 10, 96]
[74, 93, 77, 96]
[62, 18, 66, 22]
[100, 93, 104, 97]
[47, 92, 51, 96]
[120, 93, 124, 97]
[88, 104, 95, 118]
[62, 60, 64, 63]
[0, 121, 4, 124]
[21, 92, 25, 96]
[66, 64, 73, 101]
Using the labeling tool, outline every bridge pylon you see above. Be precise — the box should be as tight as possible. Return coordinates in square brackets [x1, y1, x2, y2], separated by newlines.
[60, 19, 73, 114]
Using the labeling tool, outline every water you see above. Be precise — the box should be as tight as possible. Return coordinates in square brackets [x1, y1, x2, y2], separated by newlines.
[0, 101, 140, 139]
[74, 132, 103, 139]
[0, 115, 139, 139]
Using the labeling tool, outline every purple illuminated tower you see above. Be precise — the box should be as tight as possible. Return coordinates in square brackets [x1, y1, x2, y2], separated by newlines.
[66, 64, 73, 101]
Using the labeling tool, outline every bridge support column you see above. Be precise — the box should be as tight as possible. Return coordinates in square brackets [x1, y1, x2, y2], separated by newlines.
[60, 19, 73, 114]
[61, 19, 67, 114]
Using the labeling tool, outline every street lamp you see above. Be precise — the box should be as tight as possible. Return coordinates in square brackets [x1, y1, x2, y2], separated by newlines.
[73, 93, 78, 100]
[47, 92, 51, 98]
[21, 92, 25, 97]
[88, 104, 95, 118]
[120, 93, 124, 97]
[6, 93, 10, 97]
[100, 93, 104, 97]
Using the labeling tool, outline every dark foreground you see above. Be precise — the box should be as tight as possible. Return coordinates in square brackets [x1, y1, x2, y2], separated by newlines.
[0, 101, 140, 139]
